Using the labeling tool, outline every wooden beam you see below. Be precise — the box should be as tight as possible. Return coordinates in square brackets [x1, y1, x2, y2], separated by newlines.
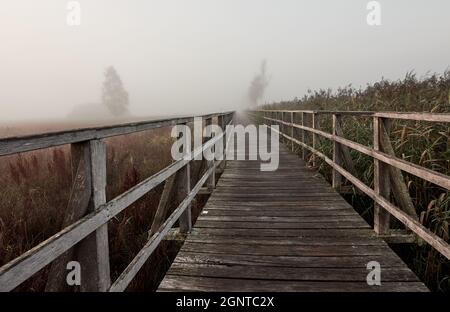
[0, 111, 234, 157]
[334, 116, 356, 176]
[149, 175, 177, 236]
[373, 117, 391, 235]
[109, 163, 218, 292]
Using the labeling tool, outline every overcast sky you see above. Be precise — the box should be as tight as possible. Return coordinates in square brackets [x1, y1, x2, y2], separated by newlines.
[1, 0, 449, 121]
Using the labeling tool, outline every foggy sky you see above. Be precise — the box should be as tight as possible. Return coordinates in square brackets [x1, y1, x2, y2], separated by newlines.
[1, 0, 450, 121]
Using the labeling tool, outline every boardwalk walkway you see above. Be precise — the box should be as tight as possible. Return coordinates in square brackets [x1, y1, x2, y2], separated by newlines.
[158, 117, 428, 292]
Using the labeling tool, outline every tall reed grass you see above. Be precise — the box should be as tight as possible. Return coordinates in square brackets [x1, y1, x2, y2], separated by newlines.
[264, 71, 450, 291]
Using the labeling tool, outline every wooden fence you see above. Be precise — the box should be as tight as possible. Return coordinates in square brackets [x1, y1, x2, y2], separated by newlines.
[252, 110, 450, 261]
[0, 111, 235, 292]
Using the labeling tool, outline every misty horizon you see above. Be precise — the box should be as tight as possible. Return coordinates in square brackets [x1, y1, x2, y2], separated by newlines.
[1, 1, 450, 122]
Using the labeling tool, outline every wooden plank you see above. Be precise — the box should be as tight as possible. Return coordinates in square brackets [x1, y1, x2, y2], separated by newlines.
[159, 276, 427, 292]
[199, 209, 358, 217]
[191, 228, 378, 237]
[149, 175, 177, 236]
[178, 162, 192, 233]
[194, 220, 370, 229]
[374, 112, 450, 123]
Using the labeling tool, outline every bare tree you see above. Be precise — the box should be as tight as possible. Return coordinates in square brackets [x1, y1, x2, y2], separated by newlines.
[102, 66, 130, 116]
[248, 60, 270, 107]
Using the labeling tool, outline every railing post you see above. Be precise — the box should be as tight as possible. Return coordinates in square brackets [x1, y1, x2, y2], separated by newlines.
[373, 116, 391, 235]
[45, 140, 110, 292]
[290, 112, 294, 151]
[312, 112, 317, 167]
[332, 114, 343, 189]
[301, 112, 305, 160]
[178, 123, 192, 234]
[218, 114, 226, 172]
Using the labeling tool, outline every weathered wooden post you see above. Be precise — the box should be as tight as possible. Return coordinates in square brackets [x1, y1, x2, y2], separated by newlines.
[312, 112, 317, 167]
[332, 114, 343, 189]
[373, 117, 391, 235]
[301, 112, 306, 160]
[45, 140, 111, 292]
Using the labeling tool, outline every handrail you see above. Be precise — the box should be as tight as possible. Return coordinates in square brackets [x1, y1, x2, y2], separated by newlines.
[251, 109, 450, 261]
[254, 109, 450, 122]
[0, 111, 235, 292]
[0, 111, 234, 156]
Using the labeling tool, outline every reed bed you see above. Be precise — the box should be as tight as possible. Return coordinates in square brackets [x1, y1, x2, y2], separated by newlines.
[264, 71, 450, 292]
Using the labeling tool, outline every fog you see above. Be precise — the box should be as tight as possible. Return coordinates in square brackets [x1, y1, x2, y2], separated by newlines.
[1, 0, 450, 122]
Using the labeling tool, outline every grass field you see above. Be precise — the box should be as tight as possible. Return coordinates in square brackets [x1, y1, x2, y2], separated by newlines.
[0, 120, 210, 291]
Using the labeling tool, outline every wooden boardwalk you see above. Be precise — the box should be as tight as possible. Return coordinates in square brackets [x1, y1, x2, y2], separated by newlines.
[159, 122, 428, 292]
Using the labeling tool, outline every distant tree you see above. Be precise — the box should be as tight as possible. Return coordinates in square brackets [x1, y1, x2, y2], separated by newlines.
[248, 60, 270, 107]
[102, 66, 130, 116]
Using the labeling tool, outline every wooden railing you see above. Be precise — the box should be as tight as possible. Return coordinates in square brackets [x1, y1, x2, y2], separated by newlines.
[251, 109, 450, 260]
[0, 111, 235, 292]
